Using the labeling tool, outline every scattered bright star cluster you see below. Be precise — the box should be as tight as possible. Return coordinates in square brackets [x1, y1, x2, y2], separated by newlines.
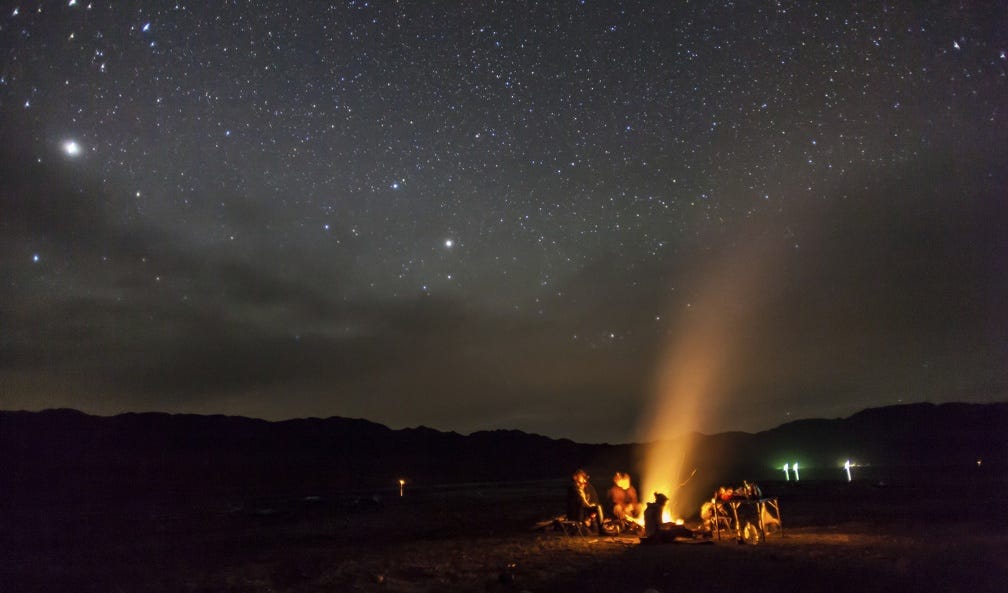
[1, 1, 1005, 442]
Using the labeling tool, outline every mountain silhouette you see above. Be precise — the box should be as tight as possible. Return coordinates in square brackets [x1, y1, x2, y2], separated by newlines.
[2, 402, 1004, 505]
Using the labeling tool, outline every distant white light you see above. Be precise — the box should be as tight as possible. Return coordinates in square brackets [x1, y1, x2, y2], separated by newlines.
[32, 253, 40, 263]
[62, 140, 81, 156]
[142, 22, 151, 32]
[444, 238, 454, 248]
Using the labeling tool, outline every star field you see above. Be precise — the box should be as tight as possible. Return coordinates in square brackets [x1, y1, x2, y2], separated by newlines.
[1, 1, 1006, 442]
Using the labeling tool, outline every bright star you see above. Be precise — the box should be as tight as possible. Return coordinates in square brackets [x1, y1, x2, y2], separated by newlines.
[62, 140, 81, 157]
[32, 253, 40, 263]
[444, 239, 454, 248]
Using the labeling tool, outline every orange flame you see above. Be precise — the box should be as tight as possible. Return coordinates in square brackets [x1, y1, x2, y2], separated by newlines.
[638, 304, 732, 518]
[637, 237, 779, 519]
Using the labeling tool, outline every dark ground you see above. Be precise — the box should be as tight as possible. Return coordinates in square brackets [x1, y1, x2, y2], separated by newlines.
[3, 473, 1006, 593]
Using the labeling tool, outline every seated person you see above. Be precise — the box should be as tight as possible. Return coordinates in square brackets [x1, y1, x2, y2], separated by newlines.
[700, 498, 729, 532]
[643, 492, 669, 537]
[606, 472, 642, 521]
[567, 469, 607, 534]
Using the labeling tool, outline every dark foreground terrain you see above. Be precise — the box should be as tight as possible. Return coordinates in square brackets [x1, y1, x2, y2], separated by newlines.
[3, 472, 1006, 593]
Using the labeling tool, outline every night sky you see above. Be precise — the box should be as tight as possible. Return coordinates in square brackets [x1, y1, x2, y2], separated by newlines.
[2, 1, 1006, 443]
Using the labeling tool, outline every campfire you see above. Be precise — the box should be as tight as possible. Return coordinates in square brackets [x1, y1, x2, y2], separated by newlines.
[638, 490, 696, 543]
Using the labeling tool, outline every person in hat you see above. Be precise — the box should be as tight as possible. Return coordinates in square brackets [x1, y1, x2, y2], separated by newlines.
[643, 492, 669, 537]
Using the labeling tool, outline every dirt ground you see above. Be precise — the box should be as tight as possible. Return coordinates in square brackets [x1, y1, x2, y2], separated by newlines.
[3, 478, 1006, 593]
